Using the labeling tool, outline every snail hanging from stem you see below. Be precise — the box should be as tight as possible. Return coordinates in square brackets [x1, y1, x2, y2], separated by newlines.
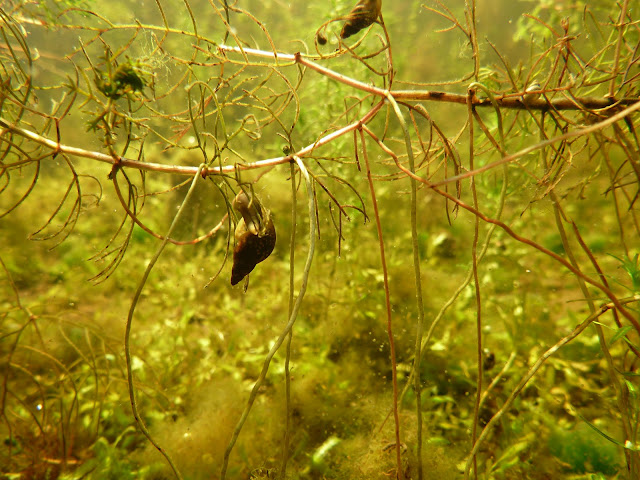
[340, 0, 382, 39]
[230, 190, 276, 286]
[315, 0, 381, 46]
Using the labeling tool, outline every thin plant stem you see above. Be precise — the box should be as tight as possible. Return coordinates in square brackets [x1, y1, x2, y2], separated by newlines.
[359, 128, 402, 479]
[466, 87, 482, 480]
[2, 97, 638, 180]
[221, 156, 316, 479]
[465, 0, 480, 80]
[124, 164, 208, 480]
[377, 66, 427, 480]
[362, 122, 508, 414]
[279, 161, 297, 479]
[409, 110, 426, 480]
[382, 152, 640, 332]
[463, 304, 614, 479]
[478, 351, 516, 410]
[220, 46, 636, 109]
[427, 99, 640, 188]
[609, 0, 630, 97]
[375, 90, 423, 476]
[0, 100, 383, 176]
[551, 195, 636, 474]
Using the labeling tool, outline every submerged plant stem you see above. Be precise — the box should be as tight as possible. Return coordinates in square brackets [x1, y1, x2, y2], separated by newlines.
[463, 306, 610, 479]
[359, 128, 402, 479]
[124, 164, 208, 480]
[382, 93, 426, 479]
[221, 157, 316, 479]
[279, 161, 298, 479]
[466, 88, 482, 480]
[552, 195, 637, 474]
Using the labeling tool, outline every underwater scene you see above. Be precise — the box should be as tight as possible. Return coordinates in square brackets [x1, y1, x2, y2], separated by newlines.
[1, 0, 639, 478]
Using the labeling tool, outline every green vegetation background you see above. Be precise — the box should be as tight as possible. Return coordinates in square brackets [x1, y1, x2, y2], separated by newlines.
[1, 0, 637, 479]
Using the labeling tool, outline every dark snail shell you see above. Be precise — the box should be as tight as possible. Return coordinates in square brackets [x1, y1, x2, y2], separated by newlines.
[340, 0, 381, 39]
[316, 31, 328, 45]
[230, 191, 276, 286]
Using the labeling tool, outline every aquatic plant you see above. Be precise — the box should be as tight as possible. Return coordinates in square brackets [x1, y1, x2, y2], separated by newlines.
[1, 0, 639, 479]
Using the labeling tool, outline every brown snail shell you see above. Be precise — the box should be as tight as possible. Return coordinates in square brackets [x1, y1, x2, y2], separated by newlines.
[340, 0, 382, 39]
[316, 31, 328, 45]
[230, 191, 276, 286]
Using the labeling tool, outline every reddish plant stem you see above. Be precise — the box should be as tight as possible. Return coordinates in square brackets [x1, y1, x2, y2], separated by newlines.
[359, 128, 402, 479]
[360, 124, 640, 335]
[467, 90, 482, 480]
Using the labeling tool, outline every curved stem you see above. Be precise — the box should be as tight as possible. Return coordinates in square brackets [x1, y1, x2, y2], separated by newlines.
[220, 156, 316, 479]
[463, 305, 611, 479]
[124, 165, 207, 480]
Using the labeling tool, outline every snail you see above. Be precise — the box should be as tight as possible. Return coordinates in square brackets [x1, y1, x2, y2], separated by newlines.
[522, 81, 541, 105]
[316, 30, 328, 45]
[341, 0, 382, 39]
[230, 191, 276, 286]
